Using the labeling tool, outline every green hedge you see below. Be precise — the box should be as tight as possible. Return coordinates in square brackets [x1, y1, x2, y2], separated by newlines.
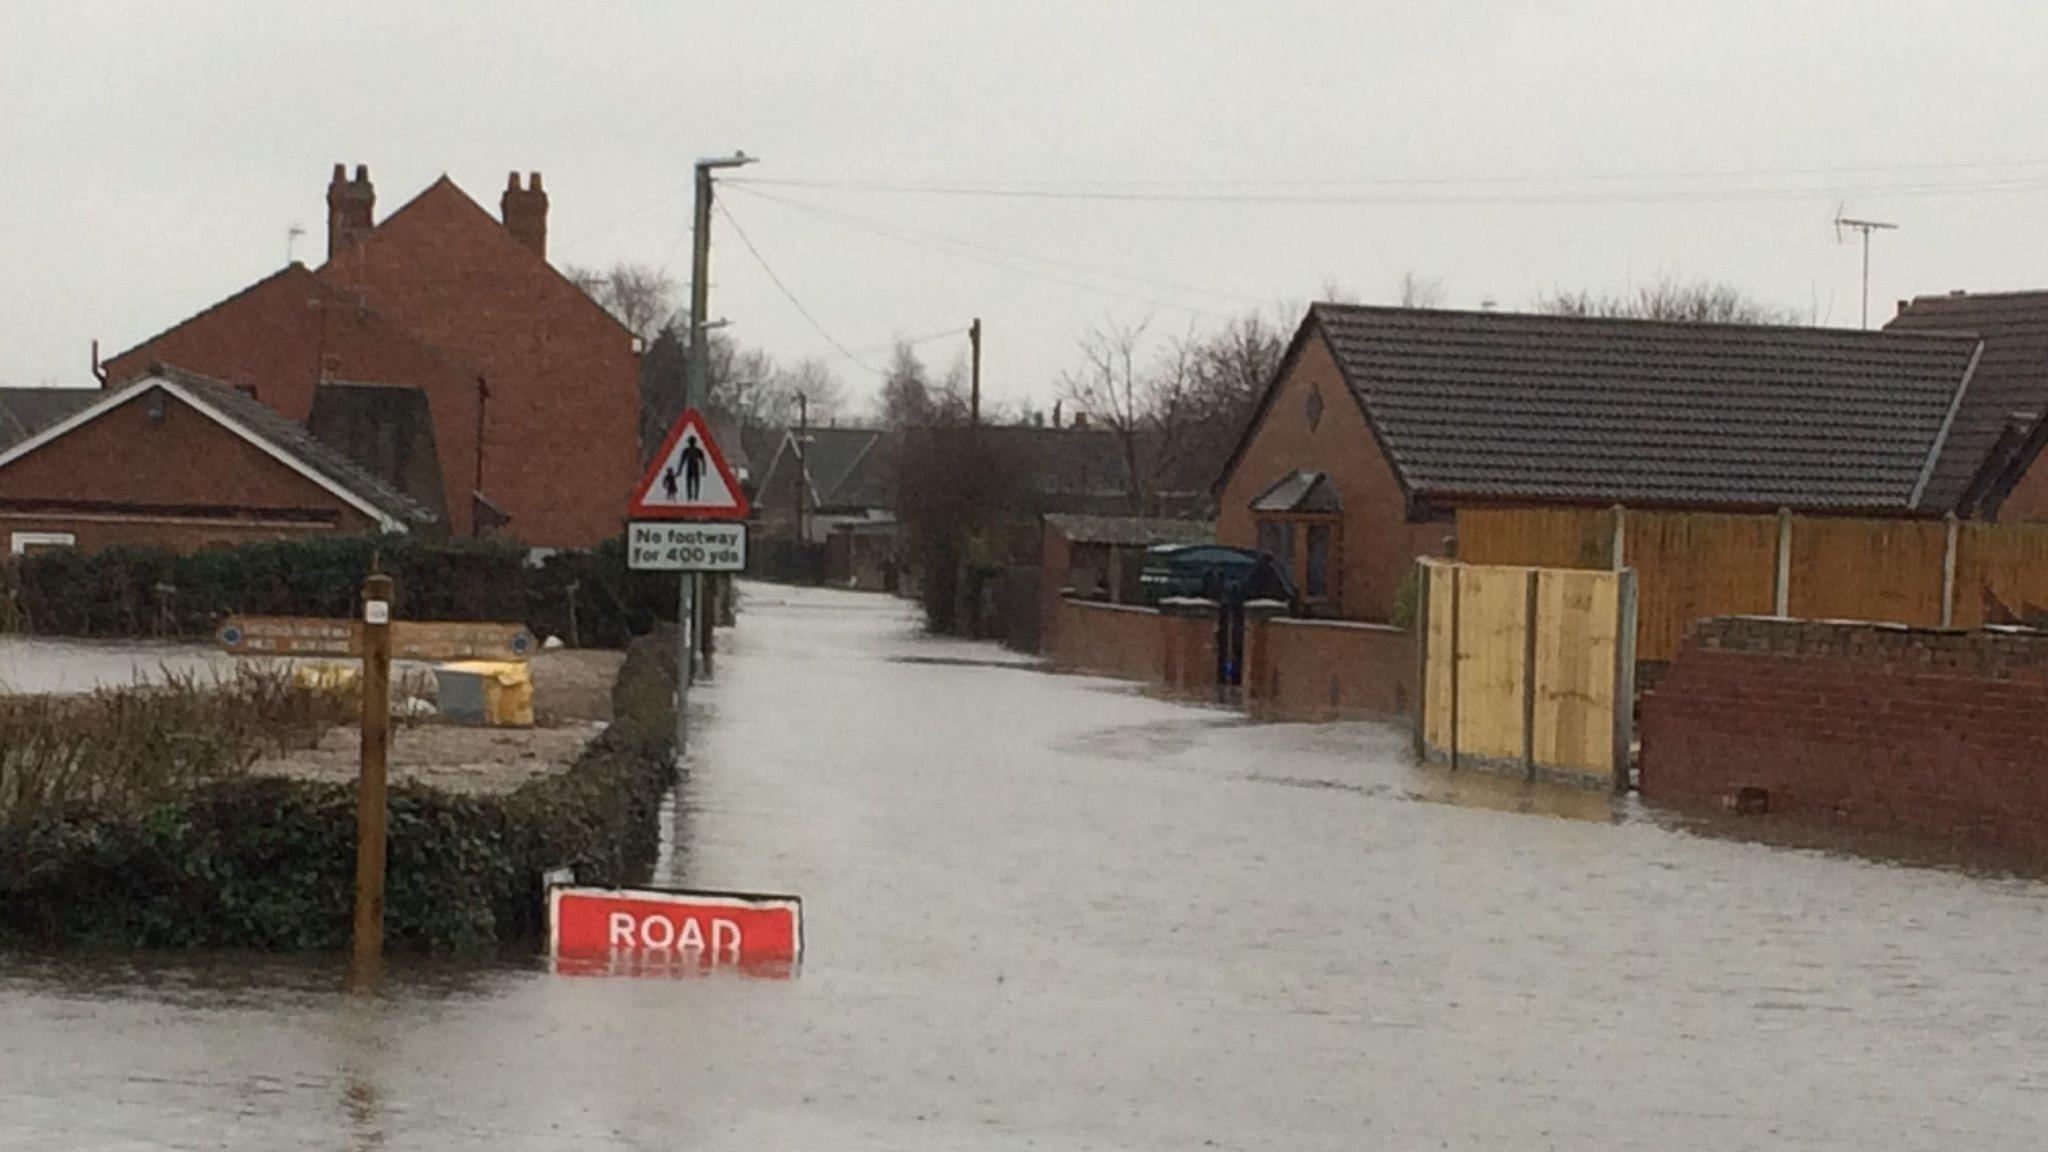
[0, 534, 679, 648]
[0, 632, 679, 952]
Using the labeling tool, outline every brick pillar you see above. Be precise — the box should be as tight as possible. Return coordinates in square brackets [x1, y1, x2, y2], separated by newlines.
[1159, 597, 1215, 694]
[1241, 598, 1288, 719]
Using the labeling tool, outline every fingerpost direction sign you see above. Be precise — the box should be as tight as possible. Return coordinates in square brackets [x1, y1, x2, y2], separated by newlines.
[629, 408, 749, 521]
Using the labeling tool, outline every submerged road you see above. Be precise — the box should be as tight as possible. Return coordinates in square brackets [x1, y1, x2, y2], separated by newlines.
[4, 582, 2046, 1149]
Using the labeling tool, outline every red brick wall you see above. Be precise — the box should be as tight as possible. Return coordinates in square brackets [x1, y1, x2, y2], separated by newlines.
[105, 265, 484, 537]
[1641, 616, 2048, 852]
[0, 388, 377, 550]
[1246, 617, 1414, 721]
[1217, 328, 1451, 621]
[1048, 598, 1166, 682]
[1995, 452, 2048, 523]
[319, 182, 638, 549]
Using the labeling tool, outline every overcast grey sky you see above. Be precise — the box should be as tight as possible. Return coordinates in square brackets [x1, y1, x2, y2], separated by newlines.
[7, 1, 2048, 413]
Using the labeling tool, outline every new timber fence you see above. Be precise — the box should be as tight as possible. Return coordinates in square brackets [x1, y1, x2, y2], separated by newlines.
[1457, 507, 2048, 664]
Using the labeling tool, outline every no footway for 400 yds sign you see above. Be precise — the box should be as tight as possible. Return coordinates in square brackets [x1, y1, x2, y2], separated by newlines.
[628, 407, 749, 571]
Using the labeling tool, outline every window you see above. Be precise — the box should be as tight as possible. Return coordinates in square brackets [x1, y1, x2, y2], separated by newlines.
[1256, 519, 1294, 571]
[1306, 524, 1332, 598]
[10, 531, 77, 557]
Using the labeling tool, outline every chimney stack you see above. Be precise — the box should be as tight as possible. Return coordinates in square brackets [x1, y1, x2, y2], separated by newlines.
[501, 171, 548, 259]
[326, 163, 374, 260]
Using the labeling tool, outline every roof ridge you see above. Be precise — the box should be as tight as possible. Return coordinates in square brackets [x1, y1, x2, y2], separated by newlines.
[1312, 300, 1986, 344]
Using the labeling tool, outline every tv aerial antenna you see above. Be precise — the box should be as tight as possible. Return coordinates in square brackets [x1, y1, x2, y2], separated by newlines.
[1834, 204, 1898, 329]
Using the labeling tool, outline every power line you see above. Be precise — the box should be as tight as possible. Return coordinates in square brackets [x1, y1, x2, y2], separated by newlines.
[729, 171, 2048, 208]
[731, 183, 1260, 307]
[724, 183, 1235, 320]
[714, 199, 885, 377]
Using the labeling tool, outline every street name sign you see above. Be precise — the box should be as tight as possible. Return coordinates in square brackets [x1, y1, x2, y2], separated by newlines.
[629, 408, 750, 521]
[218, 616, 537, 662]
[627, 520, 747, 572]
[549, 885, 803, 975]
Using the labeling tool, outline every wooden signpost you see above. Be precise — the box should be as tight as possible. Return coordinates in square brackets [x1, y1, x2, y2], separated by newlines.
[214, 594, 536, 969]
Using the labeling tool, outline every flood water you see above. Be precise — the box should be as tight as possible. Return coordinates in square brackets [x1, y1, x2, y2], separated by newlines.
[5, 583, 2048, 1149]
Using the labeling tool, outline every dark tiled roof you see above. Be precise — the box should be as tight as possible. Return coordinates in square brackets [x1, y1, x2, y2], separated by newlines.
[1308, 304, 1983, 512]
[1044, 513, 1213, 547]
[1887, 290, 2048, 509]
[0, 387, 100, 452]
[760, 426, 893, 510]
[155, 367, 436, 526]
[1250, 469, 1341, 513]
[306, 382, 449, 523]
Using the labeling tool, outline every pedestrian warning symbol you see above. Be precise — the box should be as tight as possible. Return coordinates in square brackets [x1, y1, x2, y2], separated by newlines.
[629, 409, 750, 521]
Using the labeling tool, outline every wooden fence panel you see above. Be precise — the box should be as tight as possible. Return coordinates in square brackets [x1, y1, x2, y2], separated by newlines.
[1457, 507, 1615, 570]
[1532, 568, 1621, 782]
[1625, 511, 1778, 662]
[1956, 521, 2048, 629]
[1423, 563, 1458, 752]
[1788, 517, 1946, 626]
[1453, 565, 1530, 761]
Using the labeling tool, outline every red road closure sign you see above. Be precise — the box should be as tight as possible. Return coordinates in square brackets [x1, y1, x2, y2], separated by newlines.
[629, 408, 750, 521]
[549, 886, 802, 975]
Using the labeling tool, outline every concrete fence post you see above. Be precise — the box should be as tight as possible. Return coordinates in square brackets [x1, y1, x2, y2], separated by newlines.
[1609, 504, 1627, 571]
[1941, 512, 1959, 629]
[1612, 567, 1640, 794]
[1775, 507, 1793, 617]
[1411, 560, 1431, 762]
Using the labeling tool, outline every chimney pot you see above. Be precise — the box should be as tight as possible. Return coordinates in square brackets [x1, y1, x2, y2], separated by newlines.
[501, 170, 549, 259]
[528, 172, 543, 191]
[326, 163, 375, 262]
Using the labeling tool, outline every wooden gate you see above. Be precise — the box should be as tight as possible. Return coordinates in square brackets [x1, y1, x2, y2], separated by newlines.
[1415, 559, 1638, 791]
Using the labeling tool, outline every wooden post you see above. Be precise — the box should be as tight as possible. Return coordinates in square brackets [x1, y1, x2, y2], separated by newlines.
[1522, 567, 1539, 781]
[1775, 507, 1793, 617]
[1411, 560, 1431, 763]
[1611, 567, 1639, 794]
[1448, 564, 1462, 772]
[352, 572, 394, 969]
[1941, 512, 1959, 629]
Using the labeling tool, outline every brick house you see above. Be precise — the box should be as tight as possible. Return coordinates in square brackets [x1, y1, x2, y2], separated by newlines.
[1215, 304, 1990, 622]
[103, 165, 639, 547]
[0, 367, 434, 554]
[1888, 288, 2048, 521]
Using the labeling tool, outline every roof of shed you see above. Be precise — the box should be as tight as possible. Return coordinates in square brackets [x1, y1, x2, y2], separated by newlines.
[0, 387, 101, 452]
[1277, 304, 1985, 513]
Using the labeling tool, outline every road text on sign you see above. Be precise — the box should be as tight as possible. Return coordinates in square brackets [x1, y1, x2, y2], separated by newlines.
[218, 617, 537, 662]
[216, 615, 356, 657]
[549, 886, 802, 975]
[628, 521, 748, 572]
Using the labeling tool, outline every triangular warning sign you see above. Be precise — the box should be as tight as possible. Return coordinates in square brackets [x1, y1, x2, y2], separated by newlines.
[630, 409, 750, 521]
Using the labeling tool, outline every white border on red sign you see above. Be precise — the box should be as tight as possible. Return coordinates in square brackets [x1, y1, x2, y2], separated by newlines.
[546, 884, 804, 963]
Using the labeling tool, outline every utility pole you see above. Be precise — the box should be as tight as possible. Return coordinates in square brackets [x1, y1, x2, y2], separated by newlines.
[796, 391, 809, 547]
[969, 318, 982, 427]
[1835, 214, 1899, 329]
[679, 151, 755, 754]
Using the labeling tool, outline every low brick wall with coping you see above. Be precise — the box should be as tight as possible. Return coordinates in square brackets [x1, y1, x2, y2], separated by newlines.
[1641, 614, 2048, 853]
[1247, 614, 1414, 721]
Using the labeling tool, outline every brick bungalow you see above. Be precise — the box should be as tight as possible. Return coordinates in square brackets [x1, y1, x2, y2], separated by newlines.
[102, 165, 639, 547]
[0, 367, 434, 553]
[1214, 304, 1992, 622]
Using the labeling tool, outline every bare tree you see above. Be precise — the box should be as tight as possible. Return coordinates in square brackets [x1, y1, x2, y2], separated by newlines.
[566, 261, 679, 341]
[1398, 271, 1446, 308]
[1059, 319, 1201, 513]
[1535, 277, 1796, 324]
